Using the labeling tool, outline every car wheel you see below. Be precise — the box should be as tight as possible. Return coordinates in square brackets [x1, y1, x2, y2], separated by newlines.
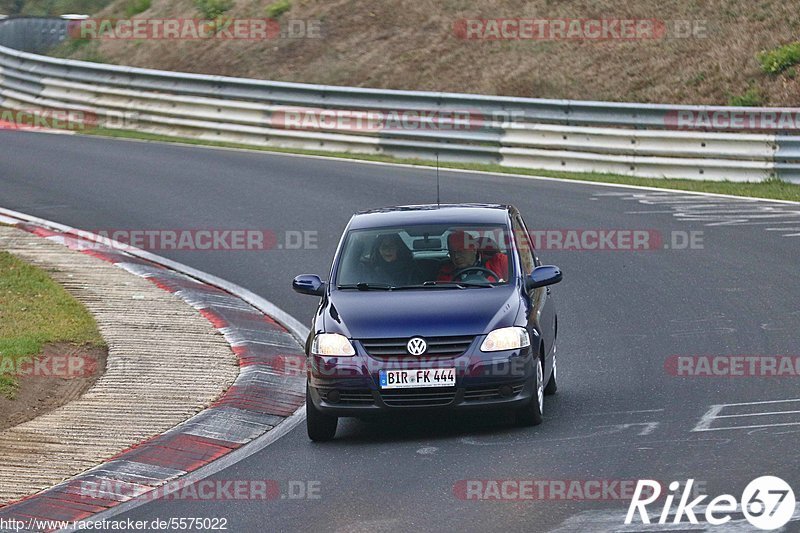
[515, 355, 544, 427]
[306, 387, 338, 442]
[544, 348, 558, 396]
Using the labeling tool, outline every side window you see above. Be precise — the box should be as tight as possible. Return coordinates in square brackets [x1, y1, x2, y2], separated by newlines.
[512, 215, 535, 275]
[520, 215, 541, 267]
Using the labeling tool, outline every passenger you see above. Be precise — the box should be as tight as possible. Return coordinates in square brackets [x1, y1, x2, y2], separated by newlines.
[437, 230, 508, 282]
[370, 233, 416, 285]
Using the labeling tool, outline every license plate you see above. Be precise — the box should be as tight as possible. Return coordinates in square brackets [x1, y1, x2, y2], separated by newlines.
[379, 368, 456, 389]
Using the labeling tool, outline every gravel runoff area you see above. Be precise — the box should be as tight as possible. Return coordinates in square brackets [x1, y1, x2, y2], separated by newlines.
[0, 225, 238, 505]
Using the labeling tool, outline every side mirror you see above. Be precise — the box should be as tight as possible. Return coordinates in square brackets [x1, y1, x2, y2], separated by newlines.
[526, 265, 562, 291]
[293, 274, 325, 296]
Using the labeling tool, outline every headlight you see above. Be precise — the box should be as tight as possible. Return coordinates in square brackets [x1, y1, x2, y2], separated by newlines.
[480, 327, 531, 352]
[312, 333, 356, 356]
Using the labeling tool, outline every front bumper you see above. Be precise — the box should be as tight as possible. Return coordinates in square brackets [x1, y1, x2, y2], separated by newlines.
[307, 339, 535, 416]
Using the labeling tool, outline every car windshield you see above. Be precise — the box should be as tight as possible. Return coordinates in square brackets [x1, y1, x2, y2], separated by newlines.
[335, 224, 513, 289]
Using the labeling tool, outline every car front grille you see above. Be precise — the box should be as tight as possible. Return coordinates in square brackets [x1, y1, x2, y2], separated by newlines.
[380, 388, 457, 407]
[361, 335, 475, 357]
[339, 390, 374, 404]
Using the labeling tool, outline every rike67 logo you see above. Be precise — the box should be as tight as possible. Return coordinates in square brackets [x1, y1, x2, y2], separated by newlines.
[626, 477, 796, 530]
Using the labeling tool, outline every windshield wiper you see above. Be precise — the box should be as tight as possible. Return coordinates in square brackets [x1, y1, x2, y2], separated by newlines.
[338, 281, 494, 291]
[337, 283, 396, 291]
[436, 281, 493, 288]
[390, 281, 493, 289]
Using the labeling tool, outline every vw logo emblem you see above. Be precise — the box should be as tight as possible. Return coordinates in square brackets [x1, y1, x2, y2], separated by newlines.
[407, 337, 427, 355]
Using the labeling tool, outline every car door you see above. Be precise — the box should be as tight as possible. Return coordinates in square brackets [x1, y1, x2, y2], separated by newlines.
[512, 211, 557, 361]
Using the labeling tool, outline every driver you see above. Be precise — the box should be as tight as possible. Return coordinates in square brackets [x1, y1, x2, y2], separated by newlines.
[436, 230, 508, 282]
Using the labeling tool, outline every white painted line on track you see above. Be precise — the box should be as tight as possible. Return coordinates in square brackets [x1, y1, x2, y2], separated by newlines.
[693, 399, 800, 433]
[624, 210, 679, 214]
[595, 422, 660, 436]
[698, 422, 800, 431]
[693, 405, 725, 432]
[600, 190, 800, 236]
[575, 409, 665, 417]
[710, 398, 800, 407]
[716, 410, 800, 418]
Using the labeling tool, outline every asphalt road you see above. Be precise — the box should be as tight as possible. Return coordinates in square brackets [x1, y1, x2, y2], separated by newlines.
[2, 131, 799, 532]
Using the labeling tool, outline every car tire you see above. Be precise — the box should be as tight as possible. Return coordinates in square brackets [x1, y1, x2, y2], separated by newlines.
[515, 356, 544, 427]
[306, 387, 338, 442]
[544, 348, 558, 396]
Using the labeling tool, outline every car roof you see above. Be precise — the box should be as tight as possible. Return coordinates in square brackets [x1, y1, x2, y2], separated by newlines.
[348, 204, 513, 230]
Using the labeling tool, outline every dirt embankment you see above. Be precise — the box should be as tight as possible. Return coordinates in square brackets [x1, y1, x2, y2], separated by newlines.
[0, 342, 107, 431]
[53, 0, 800, 106]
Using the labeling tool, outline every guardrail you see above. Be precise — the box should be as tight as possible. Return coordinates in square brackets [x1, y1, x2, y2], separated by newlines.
[1, 16, 798, 182]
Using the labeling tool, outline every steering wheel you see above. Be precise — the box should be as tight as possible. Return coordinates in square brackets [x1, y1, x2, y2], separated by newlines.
[451, 266, 498, 281]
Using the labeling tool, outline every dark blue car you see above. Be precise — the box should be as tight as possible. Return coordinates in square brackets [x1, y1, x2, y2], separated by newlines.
[293, 204, 562, 441]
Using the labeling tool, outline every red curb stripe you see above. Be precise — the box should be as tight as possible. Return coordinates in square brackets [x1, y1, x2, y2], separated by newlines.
[45, 489, 119, 509]
[39, 496, 110, 513]
[201, 307, 285, 331]
[148, 433, 240, 454]
[233, 343, 304, 357]
[146, 276, 181, 293]
[262, 314, 280, 327]
[214, 386, 305, 417]
[238, 357, 307, 375]
[199, 308, 229, 329]
[79, 248, 120, 264]
[123, 434, 238, 473]
[19, 224, 58, 238]
[125, 447, 225, 473]
[105, 433, 165, 461]
[147, 275, 230, 295]
[232, 345, 250, 357]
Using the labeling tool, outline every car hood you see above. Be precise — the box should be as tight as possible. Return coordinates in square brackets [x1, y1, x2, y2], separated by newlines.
[322, 286, 521, 339]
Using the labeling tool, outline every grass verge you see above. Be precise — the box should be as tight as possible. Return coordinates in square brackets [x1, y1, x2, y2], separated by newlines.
[0, 251, 105, 399]
[83, 127, 800, 202]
